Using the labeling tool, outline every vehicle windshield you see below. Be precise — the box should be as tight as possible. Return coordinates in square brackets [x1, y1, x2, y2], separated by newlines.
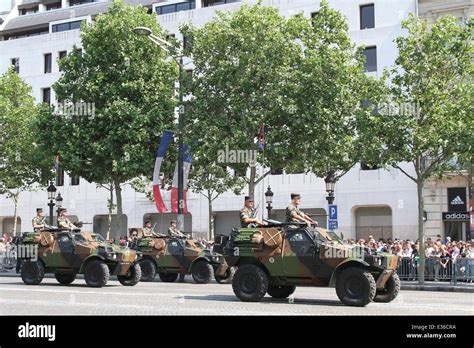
[91, 234, 105, 243]
[74, 234, 88, 244]
[311, 228, 343, 244]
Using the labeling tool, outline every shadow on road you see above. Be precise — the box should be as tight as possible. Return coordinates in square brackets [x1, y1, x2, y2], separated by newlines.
[182, 294, 344, 306]
[0, 281, 121, 288]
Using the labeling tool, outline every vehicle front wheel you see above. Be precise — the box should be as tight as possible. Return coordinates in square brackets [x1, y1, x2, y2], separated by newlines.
[21, 260, 45, 285]
[159, 272, 178, 283]
[232, 264, 268, 302]
[215, 267, 236, 284]
[192, 260, 214, 284]
[118, 263, 141, 286]
[373, 273, 400, 303]
[336, 267, 376, 307]
[267, 284, 295, 299]
[139, 259, 157, 282]
[84, 260, 110, 288]
[55, 273, 76, 285]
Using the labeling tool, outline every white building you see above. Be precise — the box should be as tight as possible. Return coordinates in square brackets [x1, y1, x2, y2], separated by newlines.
[0, 0, 471, 242]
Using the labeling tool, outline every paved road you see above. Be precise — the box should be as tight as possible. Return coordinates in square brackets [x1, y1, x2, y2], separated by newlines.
[0, 275, 472, 315]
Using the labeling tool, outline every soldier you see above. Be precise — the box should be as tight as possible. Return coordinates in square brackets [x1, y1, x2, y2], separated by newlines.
[285, 193, 318, 227]
[240, 196, 264, 228]
[168, 220, 186, 238]
[58, 208, 79, 230]
[142, 221, 160, 238]
[32, 208, 46, 232]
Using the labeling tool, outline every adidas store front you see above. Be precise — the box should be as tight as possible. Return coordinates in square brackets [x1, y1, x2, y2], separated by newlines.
[443, 187, 470, 241]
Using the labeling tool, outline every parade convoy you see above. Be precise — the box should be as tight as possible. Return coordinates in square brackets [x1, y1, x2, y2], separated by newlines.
[13, 220, 399, 306]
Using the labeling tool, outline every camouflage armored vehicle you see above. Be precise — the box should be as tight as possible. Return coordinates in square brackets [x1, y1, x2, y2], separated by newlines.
[17, 228, 141, 288]
[214, 221, 400, 307]
[137, 236, 233, 284]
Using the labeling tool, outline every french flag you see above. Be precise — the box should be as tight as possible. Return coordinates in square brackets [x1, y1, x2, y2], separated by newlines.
[153, 131, 174, 213]
[170, 144, 193, 214]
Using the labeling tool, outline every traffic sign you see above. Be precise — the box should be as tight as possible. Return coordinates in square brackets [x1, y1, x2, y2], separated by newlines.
[329, 204, 338, 220]
[328, 220, 338, 230]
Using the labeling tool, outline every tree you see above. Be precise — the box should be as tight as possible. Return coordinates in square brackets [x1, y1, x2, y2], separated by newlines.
[0, 69, 51, 235]
[183, 3, 305, 199]
[290, 1, 387, 187]
[187, 158, 246, 240]
[372, 14, 473, 285]
[37, 0, 177, 238]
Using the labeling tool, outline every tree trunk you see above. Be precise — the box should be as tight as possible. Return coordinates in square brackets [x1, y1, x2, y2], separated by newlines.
[106, 183, 114, 241]
[113, 179, 123, 241]
[417, 179, 426, 285]
[208, 190, 213, 240]
[12, 191, 19, 236]
[249, 164, 256, 198]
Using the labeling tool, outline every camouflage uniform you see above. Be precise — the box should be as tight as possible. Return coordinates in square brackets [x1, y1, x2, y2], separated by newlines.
[58, 216, 76, 229]
[168, 226, 185, 238]
[32, 216, 45, 232]
[285, 204, 305, 223]
[142, 227, 154, 237]
[240, 206, 256, 228]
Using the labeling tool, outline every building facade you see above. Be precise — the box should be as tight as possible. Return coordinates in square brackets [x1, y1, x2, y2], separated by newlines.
[0, 0, 471, 242]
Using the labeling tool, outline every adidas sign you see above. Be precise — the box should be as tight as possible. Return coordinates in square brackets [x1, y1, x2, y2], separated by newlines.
[450, 196, 464, 205]
[442, 212, 469, 221]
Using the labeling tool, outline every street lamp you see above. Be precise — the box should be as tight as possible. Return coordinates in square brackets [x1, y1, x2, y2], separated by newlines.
[56, 193, 63, 227]
[47, 181, 57, 226]
[133, 26, 186, 231]
[325, 176, 335, 205]
[265, 186, 274, 219]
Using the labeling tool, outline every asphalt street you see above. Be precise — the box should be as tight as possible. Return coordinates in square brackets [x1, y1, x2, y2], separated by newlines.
[0, 275, 472, 315]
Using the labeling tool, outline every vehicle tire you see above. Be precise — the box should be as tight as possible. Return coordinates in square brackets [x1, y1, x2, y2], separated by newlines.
[139, 259, 157, 282]
[55, 273, 76, 285]
[159, 272, 179, 283]
[232, 264, 268, 302]
[21, 260, 45, 285]
[267, 284, 296, 299]
[118, 262, 141, 286]
[215, 266, 236, 284]
[336, 267, 376, 307]
[84, 260, 110, 288]
[192, 260, 214, 284]
[373, 273, 400, 303]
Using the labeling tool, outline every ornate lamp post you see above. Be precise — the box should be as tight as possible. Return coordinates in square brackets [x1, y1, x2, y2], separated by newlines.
[56, 193, 63, 227]
[47, 181, 57, 226]
[265, 186, 274, 219]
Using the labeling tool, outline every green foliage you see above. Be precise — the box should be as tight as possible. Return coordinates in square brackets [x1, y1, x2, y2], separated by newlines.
[0, 68, 51, 197]
[37, 0, 177, 190]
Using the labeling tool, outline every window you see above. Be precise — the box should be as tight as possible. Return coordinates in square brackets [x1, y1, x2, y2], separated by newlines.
[11, 58, 19, 73]
[69, 0, 94, 6]
[19, 6, 38, 15]
[42, 88, 51, 105]
[288, 231, 311, 242]
[183, 35, 192, 50]
[202, 0, 239, 7]
[360, 4, 375, 29]
[70, 174, 80, 186]
[46, 2, 61, 11]
[52, 20, 83, 33]
[44, 53, 52, 74]
[155, 1, 195, 15]
[56, 166, 64, 186]
[362, 46, 377, 72]
[58, 51, 67, 71]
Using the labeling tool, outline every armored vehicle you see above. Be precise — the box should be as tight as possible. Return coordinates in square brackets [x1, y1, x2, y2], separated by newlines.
[137, 236, 233, 284]
[214, 221, 400, 307]
[17, 228, 141, 288]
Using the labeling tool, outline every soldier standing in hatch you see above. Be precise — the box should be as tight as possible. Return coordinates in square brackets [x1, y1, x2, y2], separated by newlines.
[168, 220, 186, 238]
[58, 208, 79, 230]
[32, 208, 46, 232]
[142, 221, 160, 237]
[240, 196, 264, 228]
[286, 193, 318, 227]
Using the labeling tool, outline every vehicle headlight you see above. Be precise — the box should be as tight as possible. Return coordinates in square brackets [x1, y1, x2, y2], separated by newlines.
[373, 257, 382, 266]
[107, 253, 117, 260]
[212, 256, 220, 262]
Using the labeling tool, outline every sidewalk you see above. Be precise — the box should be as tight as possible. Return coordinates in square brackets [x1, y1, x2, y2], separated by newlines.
[401, 281, 474, 293]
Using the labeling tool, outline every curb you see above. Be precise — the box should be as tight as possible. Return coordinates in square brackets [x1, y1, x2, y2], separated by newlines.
[401, 283, 474, 293]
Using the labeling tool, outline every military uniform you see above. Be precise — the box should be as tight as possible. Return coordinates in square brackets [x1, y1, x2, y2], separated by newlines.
[168, 226, 185, 238]
[240, 206, 256, 228]
[32, 216, 45, 232]
[142, 227, 154, 237]
[58, 216, 76, 229]
[285, 203, 305, 223]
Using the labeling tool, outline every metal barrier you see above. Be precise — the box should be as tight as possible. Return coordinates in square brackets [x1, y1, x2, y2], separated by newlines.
[397, 256, 474, 283]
